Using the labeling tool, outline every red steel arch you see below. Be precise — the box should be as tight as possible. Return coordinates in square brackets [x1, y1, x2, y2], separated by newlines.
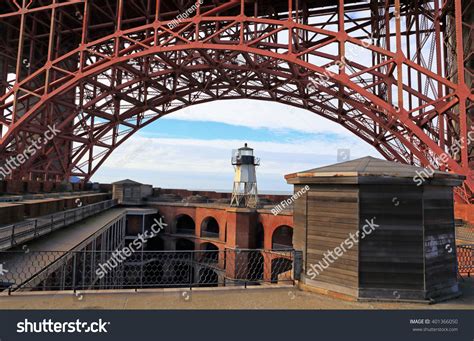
[0, 0, 472, 203]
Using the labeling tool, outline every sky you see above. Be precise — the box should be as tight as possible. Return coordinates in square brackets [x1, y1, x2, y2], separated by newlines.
[92, 99, 382, 193]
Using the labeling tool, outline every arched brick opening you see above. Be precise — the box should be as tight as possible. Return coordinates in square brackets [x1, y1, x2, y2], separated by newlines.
[201, 216, 220, 239]
[175, 214, 195, 235]
[272, 225, 293, 250]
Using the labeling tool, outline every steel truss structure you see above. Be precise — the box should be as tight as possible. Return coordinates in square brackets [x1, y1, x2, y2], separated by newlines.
[0, 0, 472, 203]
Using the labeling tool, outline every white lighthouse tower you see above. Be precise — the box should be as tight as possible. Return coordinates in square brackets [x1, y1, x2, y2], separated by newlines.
[230, 143, 260, 208]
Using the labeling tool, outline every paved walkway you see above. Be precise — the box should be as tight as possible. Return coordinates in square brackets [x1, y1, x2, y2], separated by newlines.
[15, 208, 127, 252]
[0, 279, 472, 310]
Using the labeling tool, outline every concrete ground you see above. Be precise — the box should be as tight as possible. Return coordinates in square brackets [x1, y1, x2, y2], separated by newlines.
[0, 278, 472, 310]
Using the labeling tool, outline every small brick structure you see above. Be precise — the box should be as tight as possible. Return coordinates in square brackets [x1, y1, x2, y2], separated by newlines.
[286, 156, 465, 302]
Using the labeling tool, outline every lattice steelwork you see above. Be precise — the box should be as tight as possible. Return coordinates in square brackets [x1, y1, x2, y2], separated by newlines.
[457, 245, 473, 277]
[0, 0, 472, 204]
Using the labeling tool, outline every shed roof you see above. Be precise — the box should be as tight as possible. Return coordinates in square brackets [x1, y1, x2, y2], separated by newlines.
[111, 179, 142, 185]
[285, 156, 464, 184]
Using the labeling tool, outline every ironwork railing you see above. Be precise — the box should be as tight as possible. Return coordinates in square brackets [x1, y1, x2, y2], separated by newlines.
[458, 245, 473, 277]
[0, 199, 117, 251]
[0, 249, 295, 292]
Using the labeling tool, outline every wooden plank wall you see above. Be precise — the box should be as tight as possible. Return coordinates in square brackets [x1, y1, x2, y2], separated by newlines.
[112, 185, 124, 203]
[304, 185, 359, 288]
[423, 186, 458, 299]
[292, 185, 308, 266]
[359, 185, 424, 290]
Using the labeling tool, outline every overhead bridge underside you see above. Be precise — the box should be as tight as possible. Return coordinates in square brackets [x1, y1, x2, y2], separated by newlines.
[0, 0, 472, 204]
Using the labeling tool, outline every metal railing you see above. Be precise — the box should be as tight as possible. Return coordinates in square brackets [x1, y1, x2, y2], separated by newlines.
[0, 199, 117, 251]
[458, 245, 473, 277]
[0, 249, 295, 292]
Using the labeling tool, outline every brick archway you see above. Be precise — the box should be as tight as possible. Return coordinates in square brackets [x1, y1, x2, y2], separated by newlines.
[259, 213, 293, 250]
[174, 214, 196, 235]
[271, 225, 294, 250]
[200, 216, 220, 239]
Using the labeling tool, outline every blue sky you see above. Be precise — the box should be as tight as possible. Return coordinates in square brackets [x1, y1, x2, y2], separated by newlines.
[92, 100, 381, 192]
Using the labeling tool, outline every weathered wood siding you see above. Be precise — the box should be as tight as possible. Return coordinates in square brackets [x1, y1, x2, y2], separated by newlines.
[359, 185, 424, 290]
[112, 184, 124, 203]
[292, 185, 308, 264]
[423, 185, 458, 299]
[303, 185, 359, 288]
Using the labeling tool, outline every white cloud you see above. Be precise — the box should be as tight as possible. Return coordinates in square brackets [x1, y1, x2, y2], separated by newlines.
[93, 134, 381, 190]
[161, 100, 350, 135]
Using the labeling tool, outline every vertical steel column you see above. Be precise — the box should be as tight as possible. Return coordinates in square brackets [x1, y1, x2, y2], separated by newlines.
[384, 0, 392, 106]
[12, 0, 27, 125]
[43, 0, 57, 96]
[434, 0, 446, 161]
[395, 0, 404, 110]
[0, 39, 9, 139]
[288, 0, 293, 54]
[337, 0, 345, 117]
[454, 0, 469, 170]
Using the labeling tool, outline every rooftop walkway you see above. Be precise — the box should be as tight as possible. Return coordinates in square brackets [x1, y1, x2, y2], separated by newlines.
[0, 279, 472, 310]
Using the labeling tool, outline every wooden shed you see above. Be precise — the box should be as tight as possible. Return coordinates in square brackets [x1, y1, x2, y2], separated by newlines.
[285, 156, 465, 302]
[112, 179, 153, 205]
